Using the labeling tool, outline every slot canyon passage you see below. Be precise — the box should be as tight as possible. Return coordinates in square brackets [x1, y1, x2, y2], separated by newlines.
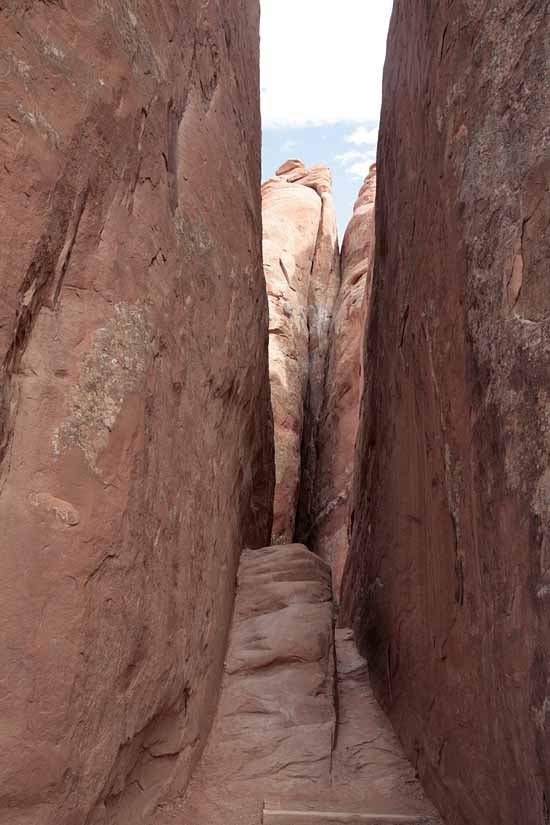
[0, 2, 549, 825]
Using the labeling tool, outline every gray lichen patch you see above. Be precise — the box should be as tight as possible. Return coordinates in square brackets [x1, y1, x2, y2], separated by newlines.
[16, 103, 60, 149]
[53, 303, 153, 474]
[29, 492, 80, 527]
[174, 209, 214, 259]
[102, 1, 162, 81]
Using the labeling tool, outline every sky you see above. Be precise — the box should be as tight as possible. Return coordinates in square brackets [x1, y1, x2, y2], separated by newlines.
[260, 0, 394, 239]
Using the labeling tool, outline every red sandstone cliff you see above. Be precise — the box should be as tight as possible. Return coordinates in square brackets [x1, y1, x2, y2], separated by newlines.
[308, 166, 376, 594]
[0, 4, 272, 824]
[263, 161, 339, 544]
[342, 3, 550, 824]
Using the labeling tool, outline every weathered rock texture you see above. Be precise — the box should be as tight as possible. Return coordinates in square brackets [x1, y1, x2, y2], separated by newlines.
[263, 162, 339, 544]
[0, 4, 272, 824]
[154, 544, 336, 824]
[342, 3, 550, 825]
[307, 166, 376, 594]
[154, 544, 440, 825]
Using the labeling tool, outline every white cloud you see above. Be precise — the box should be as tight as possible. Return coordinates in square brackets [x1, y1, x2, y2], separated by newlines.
[280, 139, 297, 153]
[335, 147, 377, 179]
[348, 159, 375, 179]
[260, 1, 393, 127]
[346, 126, 379, 146]
[335, 150, 364, 165]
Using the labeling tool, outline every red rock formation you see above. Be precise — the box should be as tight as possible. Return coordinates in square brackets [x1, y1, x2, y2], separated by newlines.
[156, 544, 335, 824]
[307, 166, 376, 593]
[154, 544, 440, 825]
[342, 4, 550, 824]
[263, 162, 339, 544]
[0, 4, 272, 824]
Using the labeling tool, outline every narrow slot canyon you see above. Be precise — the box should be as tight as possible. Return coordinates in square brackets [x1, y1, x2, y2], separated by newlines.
[0, 3, 549, 825]
[152, 161, 438, 825]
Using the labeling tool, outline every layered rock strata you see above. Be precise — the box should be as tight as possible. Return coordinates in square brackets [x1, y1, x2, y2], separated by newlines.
[154, 544, 440, 825]
[342, 3, 550, 824]
[0, 4, 272, 824]
[263, 162, 339, 544]
[307, 165, 376, 593]
[154, 544, 336, 824]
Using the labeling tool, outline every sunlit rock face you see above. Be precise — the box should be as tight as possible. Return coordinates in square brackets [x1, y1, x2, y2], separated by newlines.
[0, 3, 273, 824]
[161, 543, 336, 825]
[262, 161, 339, 545]
[342, 3, 550, 824]
[153, 543, 441, 825]
[306, 165, 376, 595]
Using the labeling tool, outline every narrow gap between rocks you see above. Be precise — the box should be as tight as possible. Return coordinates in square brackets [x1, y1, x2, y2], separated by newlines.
[2, 2, 542, 824]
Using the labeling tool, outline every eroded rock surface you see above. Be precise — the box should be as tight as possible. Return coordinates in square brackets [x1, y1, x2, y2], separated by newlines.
[329, 628, 437, 818]
[307, 166, 376, 593]
[0, 4, 273, 824]
[342, 3, 550, 824]
[263, 162, 340, 544]
[265, 628, 441, 824]
[154, 544, 440, 825]
[154, 544, 335, 824]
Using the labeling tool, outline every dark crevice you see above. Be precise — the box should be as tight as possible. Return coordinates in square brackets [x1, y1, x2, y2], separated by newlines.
[0, 179, 89, 481]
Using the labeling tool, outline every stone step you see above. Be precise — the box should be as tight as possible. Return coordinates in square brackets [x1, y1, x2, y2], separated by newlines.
[263, 808, 441, 824]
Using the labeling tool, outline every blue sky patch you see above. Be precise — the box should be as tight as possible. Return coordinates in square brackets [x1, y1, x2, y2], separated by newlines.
[262, 121, 378, 240]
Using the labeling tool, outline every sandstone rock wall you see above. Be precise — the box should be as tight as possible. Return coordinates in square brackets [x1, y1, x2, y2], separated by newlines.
[0, 3, 272, 824]
[342, 3, 550, 824]
[294, 168, 341, 549]
[156, 544, 335, 825]
[307, 166, 376, 593]
[153, 544, 440, 825]
[263, 162, 339, 544]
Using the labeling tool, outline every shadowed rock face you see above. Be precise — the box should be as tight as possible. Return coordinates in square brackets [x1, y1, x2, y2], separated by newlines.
[0, 3, 273, 824]
[308, 166, 376, 594]
[342, 3, 550, 824]
[263, 162, 340, 545]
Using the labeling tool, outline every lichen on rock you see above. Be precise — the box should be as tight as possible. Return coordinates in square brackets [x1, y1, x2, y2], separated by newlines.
[53, 303, 153, 473]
